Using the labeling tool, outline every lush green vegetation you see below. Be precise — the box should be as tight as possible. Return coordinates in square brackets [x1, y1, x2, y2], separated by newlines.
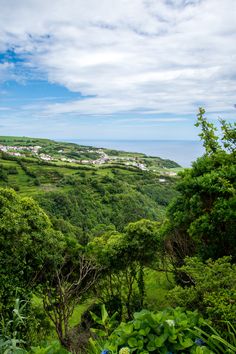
[0, 135, 179, 170]
[0, 142, 178, 235]
[0, 109, 235, 353]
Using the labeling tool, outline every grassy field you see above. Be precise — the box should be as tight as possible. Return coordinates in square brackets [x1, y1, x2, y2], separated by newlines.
[0, 154, 180, 195]
[145, 269, 175, 310]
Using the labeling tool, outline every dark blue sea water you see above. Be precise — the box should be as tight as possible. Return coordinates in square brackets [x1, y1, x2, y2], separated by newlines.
[62, 139, 204, 167]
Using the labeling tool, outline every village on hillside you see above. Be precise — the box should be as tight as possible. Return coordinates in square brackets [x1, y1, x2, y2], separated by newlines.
[0, 143, 178, 179]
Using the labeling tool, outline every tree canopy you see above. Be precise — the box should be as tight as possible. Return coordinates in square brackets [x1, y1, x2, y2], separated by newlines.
[0, 188, 65, 315]
[163, 108, 236, 262]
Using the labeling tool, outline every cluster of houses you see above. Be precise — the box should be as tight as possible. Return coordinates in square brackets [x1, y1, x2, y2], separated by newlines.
[0, 144, 176, 174]
[0, 144, 41, 157]
[124, 161, 147, 171]
[57, 149, 110, 165]
[0, 144, 144, 168]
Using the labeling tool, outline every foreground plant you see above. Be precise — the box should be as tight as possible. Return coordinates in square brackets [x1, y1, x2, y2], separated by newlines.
[0, 299, 27, 354]
[193, 321, 236, 354]
[90, 304, 118, 338]
[91, 307, 212, 353]
[118, 348, 130, 354]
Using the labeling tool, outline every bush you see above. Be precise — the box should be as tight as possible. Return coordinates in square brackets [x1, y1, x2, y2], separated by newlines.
[167, 257, 236, 330]
[31, 341, 69, 354]
[0, 298, 27, 353]
[102, 308, 208, 353]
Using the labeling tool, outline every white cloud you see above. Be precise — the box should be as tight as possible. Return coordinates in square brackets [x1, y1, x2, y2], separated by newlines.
[0, 62, 15, 82]
[0, 0, 235, 117]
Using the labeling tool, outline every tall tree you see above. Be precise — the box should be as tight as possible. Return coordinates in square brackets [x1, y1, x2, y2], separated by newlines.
[0, 188, 64, 317]
[42, 253, 100, 348]
[163, 109, 236, 264]
[88, 219, 161, 318]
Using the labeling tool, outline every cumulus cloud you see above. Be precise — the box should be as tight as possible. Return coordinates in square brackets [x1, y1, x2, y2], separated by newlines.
[0, 0, 235, 117]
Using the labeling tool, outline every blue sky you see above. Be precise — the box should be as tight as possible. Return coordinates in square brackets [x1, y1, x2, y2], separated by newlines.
[0, 0, 235, 140]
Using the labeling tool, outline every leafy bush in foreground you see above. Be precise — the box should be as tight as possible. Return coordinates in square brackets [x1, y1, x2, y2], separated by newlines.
[97, 308, 209, 353]
[89, 311, 236, 353]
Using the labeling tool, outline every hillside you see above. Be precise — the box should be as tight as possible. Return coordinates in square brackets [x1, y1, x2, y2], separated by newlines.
[0, 136, 180, 168]
[0, 136, 180, 234]
[0, 115, 235, 354]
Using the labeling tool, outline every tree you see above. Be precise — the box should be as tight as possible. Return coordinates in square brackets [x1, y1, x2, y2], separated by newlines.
[88, 219, 161, 318]
[0, 188, 64, 317]
[42, 253, 100, 348]
[162, 109, 236, 264]
[124, 219, 161, 266]
[0, 188, 101, 349]
[123, 219, 161, 311]
[167, 256, 236, 330]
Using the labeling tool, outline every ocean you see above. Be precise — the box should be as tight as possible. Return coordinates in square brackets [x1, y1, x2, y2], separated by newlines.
[61, 139, 204, 167]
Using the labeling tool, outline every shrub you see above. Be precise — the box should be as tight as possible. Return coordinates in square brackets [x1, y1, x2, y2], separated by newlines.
[102, 308, 208, 353]
[31, 341, 69, 354]
[167, 257, 236, 330]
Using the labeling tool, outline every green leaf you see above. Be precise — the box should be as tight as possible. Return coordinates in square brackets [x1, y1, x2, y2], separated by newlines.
[127, 337, 138, 348]
[155, 333, 168, 347]
[90, 328, 107, 337]
[147, 340, 157, 352]
[90, 311, 102, 325]
[178, 337, 194, 349]
[134, 320, 141, 330]
[123, 324, 134, 335]
[101, 304, 109, 324]
[139, 327, 150, 336]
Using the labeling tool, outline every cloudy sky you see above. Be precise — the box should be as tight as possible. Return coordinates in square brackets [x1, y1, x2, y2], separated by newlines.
[0, 0, 235, 140]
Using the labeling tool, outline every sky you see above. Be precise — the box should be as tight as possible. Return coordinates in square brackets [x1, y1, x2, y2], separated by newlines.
[0, 0, 235, 140]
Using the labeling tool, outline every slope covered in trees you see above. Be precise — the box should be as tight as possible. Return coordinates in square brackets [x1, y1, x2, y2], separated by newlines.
[0, 110, 235, 354]
[0, 139, 179, 236]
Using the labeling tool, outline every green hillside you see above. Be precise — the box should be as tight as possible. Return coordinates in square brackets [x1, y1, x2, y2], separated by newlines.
[0, 114, 236, 354]
[0, 136, 179, 234]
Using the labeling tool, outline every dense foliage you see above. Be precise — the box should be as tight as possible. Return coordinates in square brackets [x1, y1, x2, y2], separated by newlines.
[35, 169, 176, 234]
[106, 308, 204, 353]
[88, 219, 161, 318]
[0, 110, 235, 353]
[0, 188, 64, 316]
[163, 109, 236, 263]
[167, 257, 236, 329]
[89, 307, 219, 354]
